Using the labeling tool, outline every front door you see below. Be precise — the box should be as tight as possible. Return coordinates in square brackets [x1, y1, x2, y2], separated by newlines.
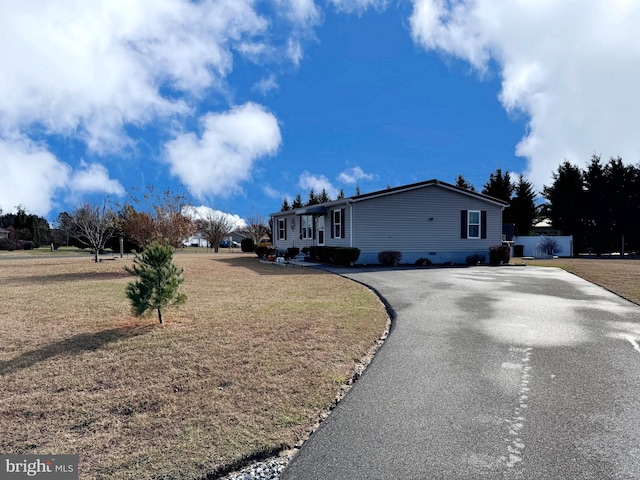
[317, 216, 325, 245]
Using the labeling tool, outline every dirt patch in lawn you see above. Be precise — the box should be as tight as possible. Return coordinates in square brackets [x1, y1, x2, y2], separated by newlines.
[0, 253, 389, 479]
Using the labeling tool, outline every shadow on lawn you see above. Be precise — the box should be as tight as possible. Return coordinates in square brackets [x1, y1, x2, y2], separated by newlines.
[0, 326, 153, 376]
[216, 255, 332, 276]
[4, 271, 130, 286]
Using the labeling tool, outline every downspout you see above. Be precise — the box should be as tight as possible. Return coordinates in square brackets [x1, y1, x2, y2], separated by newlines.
[346, 200, 353, 248]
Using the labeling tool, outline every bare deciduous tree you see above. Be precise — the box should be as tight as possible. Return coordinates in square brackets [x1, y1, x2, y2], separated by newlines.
[199, 211, 236, 252]
[241, 211, 270, 244]
[71, 201, 120, 262]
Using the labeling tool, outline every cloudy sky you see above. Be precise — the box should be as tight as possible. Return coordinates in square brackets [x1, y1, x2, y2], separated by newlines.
[2, 0, 639, 221]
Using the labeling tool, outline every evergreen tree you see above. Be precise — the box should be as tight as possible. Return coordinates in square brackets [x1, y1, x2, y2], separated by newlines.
[482, 169, 514, 222]
[280, 197, 291, 212]
[454, 174, 476, 192]
[306, 188, 319, 206]
[355, 185, 361, 196]
[605, 157, 636, 252]
[317, 188, 331, 203]
[291, 194, 303, 209]
[124, 241, 186, 324]
[542, 161, 585, 253]
[583, 155, 609, 254]
[337, 188, 345, 199]
[510, 174, 536, 236]
[482, 169, 514, 202]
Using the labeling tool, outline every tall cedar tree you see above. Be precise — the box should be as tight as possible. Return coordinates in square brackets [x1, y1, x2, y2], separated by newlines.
[482, 169, 515, 223]
[542, 161, 585, 253]
[280, 197, 291, 211]
[454, 174, 476, 192]
[125, 241, 186, 324]
[317, 188, 331, 204]
[583, 155, 609, 254]
[291, 194, 303, 209]
[605, 157, 636, 251]
[510, 175, 537, 235]
[306, 188, 319, 206]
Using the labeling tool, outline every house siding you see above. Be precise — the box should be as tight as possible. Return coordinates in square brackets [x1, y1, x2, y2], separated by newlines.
[272, 209, 352, 251]
[271, 181, 505, 264]
[351, 186, 502, 264]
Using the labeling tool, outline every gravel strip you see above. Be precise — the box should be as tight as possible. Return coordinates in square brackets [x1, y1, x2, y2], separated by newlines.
[217, 452, 294, 480]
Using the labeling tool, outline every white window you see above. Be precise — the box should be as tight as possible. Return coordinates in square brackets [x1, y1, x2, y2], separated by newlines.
[278, 219, 286, 240]
[333, 210, 342, 239]
[468, 210, 480, 239]
[301, 215, 313, 239]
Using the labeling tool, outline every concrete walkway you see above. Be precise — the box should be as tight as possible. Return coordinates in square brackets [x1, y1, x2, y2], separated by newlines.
[282, 266, 640, 479]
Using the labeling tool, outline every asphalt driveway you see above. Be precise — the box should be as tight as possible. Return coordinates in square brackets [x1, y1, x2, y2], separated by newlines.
[282, 266, 640, 479]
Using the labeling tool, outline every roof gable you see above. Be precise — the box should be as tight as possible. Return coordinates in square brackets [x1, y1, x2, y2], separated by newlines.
[270, 178, 508, 217]
[351, 179, 508, 207]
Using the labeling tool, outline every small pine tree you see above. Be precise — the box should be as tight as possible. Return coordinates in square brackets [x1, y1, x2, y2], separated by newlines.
[124, 241, 186, 324]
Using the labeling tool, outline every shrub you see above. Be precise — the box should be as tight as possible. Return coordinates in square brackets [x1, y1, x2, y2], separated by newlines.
[285, 247, 300, 259]
[255, 245, 274, 259]
[332, 247, 360, 266]
[0, 238, 16, 251]
[466, 253, 486, 265]
[307, 246, 360, 265]
[17, 240, 35, 250]
[415, 257, 432, 266]
[489, 245, 511, 265]
[378, 251, 402, 266]
[301, 247, 310, 254]
[241, 238, 256, 252]
[537, 237, 563, 256]
[308, 246, 321, 261]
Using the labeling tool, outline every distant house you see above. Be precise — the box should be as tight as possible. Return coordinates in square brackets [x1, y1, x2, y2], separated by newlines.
[183, 230, 248, 248]
[0, 228, 8, 240]
[270, 179, 508, 264]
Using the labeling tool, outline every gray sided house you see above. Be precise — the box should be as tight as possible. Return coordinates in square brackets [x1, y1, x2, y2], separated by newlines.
[270, 179, 508, 265]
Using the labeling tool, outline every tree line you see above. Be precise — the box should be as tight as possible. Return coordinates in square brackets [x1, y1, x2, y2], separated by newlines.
[0, 186, 270, 261]
[542, 155, 640, 255]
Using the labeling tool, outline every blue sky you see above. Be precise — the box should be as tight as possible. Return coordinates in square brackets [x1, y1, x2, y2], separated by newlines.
[2, 1, 639, 223]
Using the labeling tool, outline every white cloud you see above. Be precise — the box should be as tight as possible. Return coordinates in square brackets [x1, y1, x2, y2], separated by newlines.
[338, 166, 375, 184]
[69, 162, 126, 196]
[328, 0, 389, 14]
[279, 0, 321, 27]
[164, 103, 282, 198]
[183, 205, 247, 230]
[263, 185, 284, 199]
[299, 171, 339, 198]
[410, 0, 640, 190]
[253, 74, 280, 95]
[0, 0, 267, 152]
[0, 135, 70, 216]
[286, 37, 305, 66]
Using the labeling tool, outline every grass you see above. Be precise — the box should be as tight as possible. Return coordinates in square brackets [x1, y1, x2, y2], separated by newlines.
[0, 253, 389, 479]
[518, 256, 640, 304]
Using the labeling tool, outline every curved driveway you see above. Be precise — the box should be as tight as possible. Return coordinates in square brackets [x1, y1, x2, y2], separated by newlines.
[283, 266, 640, 479]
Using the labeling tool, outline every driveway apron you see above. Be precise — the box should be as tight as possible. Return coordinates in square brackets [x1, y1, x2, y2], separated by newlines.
[282, 266, 640, 480]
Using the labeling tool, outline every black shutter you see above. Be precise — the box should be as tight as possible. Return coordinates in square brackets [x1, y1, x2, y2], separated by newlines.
[331, 211, 335, 238]
[481, 211, 487, 239]
[299, 217, 302, 239]
[284, 219, 287, 241]
[312, 217, 316, 240]
[461, 210, 468, 239]
[341, 208, 346, 238]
